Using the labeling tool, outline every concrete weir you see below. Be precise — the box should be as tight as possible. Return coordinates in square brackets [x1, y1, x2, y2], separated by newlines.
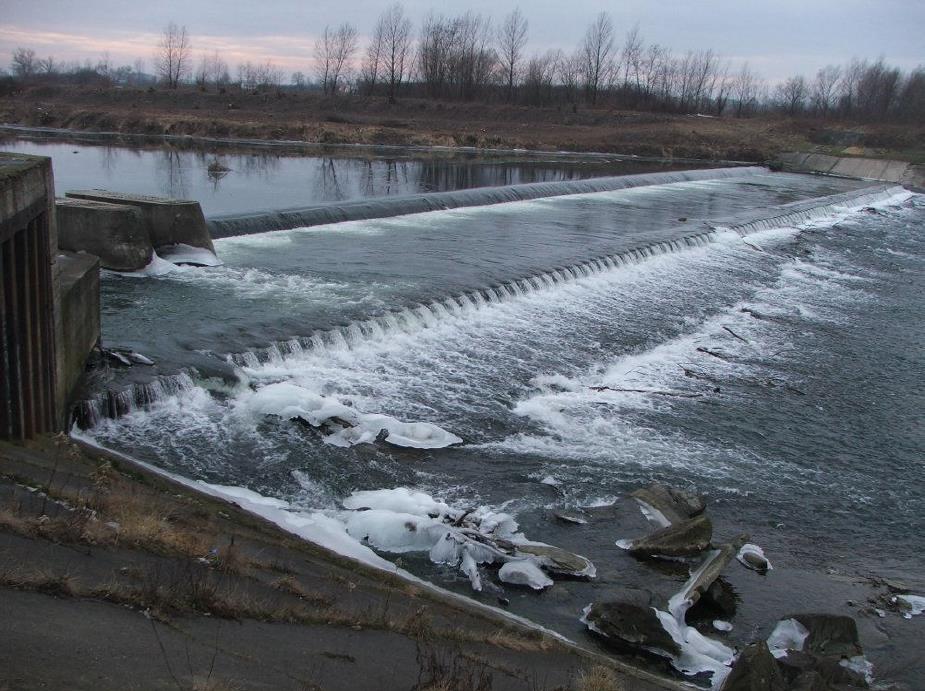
[777, 152, 925, 191]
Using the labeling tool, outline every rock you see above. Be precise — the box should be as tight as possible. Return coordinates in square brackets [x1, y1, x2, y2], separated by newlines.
[631, 483, 706, 525]
[515, 543, 596, 579]
[690, 577, 738, 619]
[737, 543, 772, 573]
[583, 595, 681, 659]
[721, 642, 786, 691]
[788, 614, 863, 659]
[553, 511, 587, 525]
[627, 513, 713, 558]
[788, 672, 829, 691]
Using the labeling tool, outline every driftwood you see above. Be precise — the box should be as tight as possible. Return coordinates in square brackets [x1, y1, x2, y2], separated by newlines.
[589, 386, 703, 399]
[696, 346, 733, 361]
[722, 325, 750, 344]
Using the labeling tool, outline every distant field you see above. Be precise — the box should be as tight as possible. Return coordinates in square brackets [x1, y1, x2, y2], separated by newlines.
[2, 84, 923, 162]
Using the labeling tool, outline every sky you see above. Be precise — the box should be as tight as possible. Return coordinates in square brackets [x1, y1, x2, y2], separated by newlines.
[1, 0, 923, 83]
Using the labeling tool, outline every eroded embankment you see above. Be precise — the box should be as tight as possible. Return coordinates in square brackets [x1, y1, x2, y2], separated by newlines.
[0, 435, 678, 690]
[205, 165, 767, 237]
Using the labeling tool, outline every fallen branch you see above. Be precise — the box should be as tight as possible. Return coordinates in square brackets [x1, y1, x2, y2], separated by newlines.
[722, 325, 750, 345]
[696, 347, 733, 361]
[589, 386, 703, 399]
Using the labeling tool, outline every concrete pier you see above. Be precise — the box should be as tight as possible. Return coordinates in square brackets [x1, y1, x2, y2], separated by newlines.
[1, 154, 60, 438]
[56, 198, 153, 271]
[65, 190, 215, 253]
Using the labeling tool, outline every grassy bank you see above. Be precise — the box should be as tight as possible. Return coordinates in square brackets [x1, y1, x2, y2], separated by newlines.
[2, 85, 923, 163]
[0, 435, 680, 690]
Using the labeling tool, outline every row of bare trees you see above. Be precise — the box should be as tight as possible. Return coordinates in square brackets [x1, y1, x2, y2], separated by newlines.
[6, 6, 923, 122]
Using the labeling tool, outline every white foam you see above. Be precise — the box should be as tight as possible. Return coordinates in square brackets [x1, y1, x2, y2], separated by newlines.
[712, 620, 733, 632]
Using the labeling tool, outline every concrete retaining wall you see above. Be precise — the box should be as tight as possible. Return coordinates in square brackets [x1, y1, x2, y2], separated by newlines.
[56, 198, 153, 271]
[778, 152, 924, 192]
[56, 251, 100, 411]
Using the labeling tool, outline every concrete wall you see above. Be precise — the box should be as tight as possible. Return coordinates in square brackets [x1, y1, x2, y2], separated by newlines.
[0, 153, 59, 437]
[56, 252, 101, 413]
[777, 152, 924, 191]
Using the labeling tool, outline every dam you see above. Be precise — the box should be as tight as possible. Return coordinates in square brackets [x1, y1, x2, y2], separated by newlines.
[2, 132, 923, 687]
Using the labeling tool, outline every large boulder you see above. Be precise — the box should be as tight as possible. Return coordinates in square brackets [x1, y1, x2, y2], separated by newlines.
[722, 642, 786, 691]
[514, 543, 596, 579]
[583, 593, 680, 660]
[788, 614, 862, 659]
[627, 513, 714, 558]
[631, 483, 706, 525]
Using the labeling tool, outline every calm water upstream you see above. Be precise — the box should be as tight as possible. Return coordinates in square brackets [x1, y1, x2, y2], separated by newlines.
[0, 132, 696, 216]
[14, 133, 918, 686]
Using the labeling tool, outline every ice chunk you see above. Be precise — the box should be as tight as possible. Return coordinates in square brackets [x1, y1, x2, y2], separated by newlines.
[343, 487, 451, 518]
[243, 382, 359, 427]
[897, 594, 925, 618]
[351, 414, 463, 449]
[767, 618, 810, 658]
[157, 243, 223, 267]
[498, 559, 553, 590]
[460, 546, 482, 591]
[713, 620, 733, 632]
[840, 655, 874, 684]
[344, 509, 446, 554]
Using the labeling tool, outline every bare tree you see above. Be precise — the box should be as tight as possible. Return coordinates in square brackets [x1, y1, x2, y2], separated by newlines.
[291, 71, 307, 89]
[11, 47, 37, 79]
[775, 75, 807, 115]
[156, 22, 191, 88]
[315, 23, 358, 95]
[732, 62, 761, 117]
[362, 14, 386, 94]
[523, 49, 558, 105]
[811, 64, 841, 116]
[497, 7, 528, 101]
[581, 12, 615, 105]
[380, 3, 413, 103]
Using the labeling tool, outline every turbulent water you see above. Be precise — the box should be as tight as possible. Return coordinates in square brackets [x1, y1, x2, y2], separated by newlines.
[79, 168, 924, 685]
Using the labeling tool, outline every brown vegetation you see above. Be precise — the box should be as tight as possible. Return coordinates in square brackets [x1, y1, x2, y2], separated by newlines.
[2, 84, 923, 163]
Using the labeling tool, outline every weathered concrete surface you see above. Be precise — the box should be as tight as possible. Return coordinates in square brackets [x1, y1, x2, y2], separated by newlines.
[777, 152, 924, 191]
[65, 189, 215, 253]
[56, 251, 100, 414]
[56, 197, 152, 271]
[0, 152, 60, 437]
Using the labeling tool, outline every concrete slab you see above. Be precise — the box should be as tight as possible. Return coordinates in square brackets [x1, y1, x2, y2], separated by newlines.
[65, 189, 215, 253]
[56, 198, 153, 271]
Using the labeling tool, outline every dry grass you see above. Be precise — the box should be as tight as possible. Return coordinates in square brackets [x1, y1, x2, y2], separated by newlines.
[574, 666, 624, 691]
[483, 627, 552, 653]
[191, 678, 242, 691]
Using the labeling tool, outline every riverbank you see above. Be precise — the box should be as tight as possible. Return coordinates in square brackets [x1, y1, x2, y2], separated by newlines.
[2, 85, 923, 163]
[0, 435, 678, 690]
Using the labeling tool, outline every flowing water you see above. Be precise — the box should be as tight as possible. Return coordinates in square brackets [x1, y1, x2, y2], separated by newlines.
[41, 148, 922, 686]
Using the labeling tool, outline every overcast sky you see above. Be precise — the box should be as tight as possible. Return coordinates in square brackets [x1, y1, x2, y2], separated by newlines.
[2, 0, 922, 83]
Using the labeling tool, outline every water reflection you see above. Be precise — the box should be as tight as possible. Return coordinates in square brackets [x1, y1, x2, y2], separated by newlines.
[1, 134, 696, 216]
